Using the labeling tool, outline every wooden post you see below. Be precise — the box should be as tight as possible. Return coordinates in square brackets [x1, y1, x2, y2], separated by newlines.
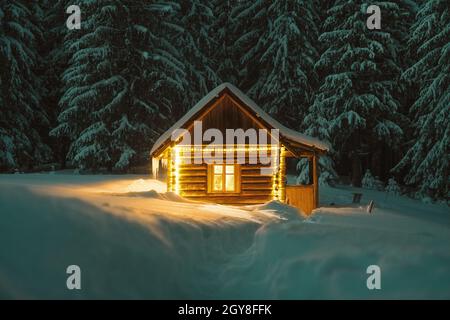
[312, 153, 318, 208]
[308, 156, 313, 184]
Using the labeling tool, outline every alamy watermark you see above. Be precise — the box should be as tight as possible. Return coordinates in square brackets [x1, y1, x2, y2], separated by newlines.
[65, 4, 381, 31]
[366, 265, 381, 290]
[66, 5, 81, 30]
[366, 5, 381, 30]
[66, 265, 81, 290]
[171, 121, 280, 174]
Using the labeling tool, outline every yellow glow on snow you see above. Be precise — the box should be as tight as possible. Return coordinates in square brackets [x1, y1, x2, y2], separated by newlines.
[125, 179, 166, 193]
[35, 178, 279, 225]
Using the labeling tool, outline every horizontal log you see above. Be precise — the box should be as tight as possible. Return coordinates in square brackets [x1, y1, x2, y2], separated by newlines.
[240, 164, 273, 169]
[179, 164, 207, 170]
[179, 185, 206, 191]
[179, 176, 206, 183]
[242, 173, 273, 178]
[179, 180, 206, 185]
[241, 170, 274, 176]
[241, 176, 273, 183]
[178, 172, 207, 177]
[241, 190, 272, 196]
[241, 184, 272, 190]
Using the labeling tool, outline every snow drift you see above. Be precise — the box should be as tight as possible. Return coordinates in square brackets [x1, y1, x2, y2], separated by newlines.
[0, 174, 449, 299]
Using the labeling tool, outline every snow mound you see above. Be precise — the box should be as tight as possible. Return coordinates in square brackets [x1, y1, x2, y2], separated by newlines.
[110, 190, 191, 202]
[0, 174, 449, 299]
[0, 184, 263, 299]
[125, 178, 166, 193]
[218, 207, 450, 299]
[245, 200, 304, 220]
[160, 192, 196, 203]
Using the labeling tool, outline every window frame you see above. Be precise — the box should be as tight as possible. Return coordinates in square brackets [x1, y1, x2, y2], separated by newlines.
[207, 163, 240, 194]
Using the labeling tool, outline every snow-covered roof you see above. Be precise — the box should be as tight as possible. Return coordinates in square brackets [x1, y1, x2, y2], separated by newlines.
[151, 83, 330, 157]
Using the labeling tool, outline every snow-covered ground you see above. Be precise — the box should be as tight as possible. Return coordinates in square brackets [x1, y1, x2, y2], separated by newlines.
[0, 173, 449, 299]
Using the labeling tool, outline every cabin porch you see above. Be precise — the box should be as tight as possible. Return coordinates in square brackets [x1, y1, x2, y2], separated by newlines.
[284, 153, 319, 215]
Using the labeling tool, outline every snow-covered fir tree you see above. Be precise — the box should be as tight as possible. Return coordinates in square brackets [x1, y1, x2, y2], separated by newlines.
[393, 0, 449, 200]
[386, 177, 401, 196]
[235, 0, 319, 129]
[174, 0, 221, 110]
[303, 1, 409, 187]
[362, 169, 384, 190]
[211, 0, 242, 83]
[51, 1, 187, 171]
[0, 1, 51, 171]
[40, 0, 73, 168]
[362, 169, 376, 189]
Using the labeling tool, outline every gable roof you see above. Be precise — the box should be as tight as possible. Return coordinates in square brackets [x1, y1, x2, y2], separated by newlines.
[151, 83, 330, 157]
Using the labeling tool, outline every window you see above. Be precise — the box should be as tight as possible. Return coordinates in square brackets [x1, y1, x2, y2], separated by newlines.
[209, 164, 239, 193]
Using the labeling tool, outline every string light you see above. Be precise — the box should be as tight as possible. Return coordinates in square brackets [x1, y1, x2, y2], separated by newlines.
[172, 146, 181, 194]
[168, 144, 283, 200]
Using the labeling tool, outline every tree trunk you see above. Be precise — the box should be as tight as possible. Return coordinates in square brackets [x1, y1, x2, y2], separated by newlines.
[371, 148, 382, 178]
[351, 152, 362, 187]
[107, 162, 113, 173]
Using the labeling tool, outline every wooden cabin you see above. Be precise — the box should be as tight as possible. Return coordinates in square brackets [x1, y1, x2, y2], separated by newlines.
[150, 83, 329, 214]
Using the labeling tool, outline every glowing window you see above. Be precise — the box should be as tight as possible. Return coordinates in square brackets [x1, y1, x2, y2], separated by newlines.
[210, 164, 237, 193]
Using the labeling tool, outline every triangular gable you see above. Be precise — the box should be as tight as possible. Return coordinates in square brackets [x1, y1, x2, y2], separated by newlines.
[150, 83, 330, 158]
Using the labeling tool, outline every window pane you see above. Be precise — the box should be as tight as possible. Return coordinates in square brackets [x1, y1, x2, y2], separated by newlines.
[213, 174, 223, 191]
[225, 165, 234, 174]
[214, 165, 223, 174]
[225, 175, 235, 192]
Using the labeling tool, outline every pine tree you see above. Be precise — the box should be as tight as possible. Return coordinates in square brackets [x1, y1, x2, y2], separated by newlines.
[393, 0, 449, 200]
[0, 1, 51, 171]
[175, 0, 221, 109]
[212, 0, 248, 85]
[303, 1, 408, 187]
[386, 177, 401, 195]
[235, 0, 319, 129]
[51, 1, 187, 171]
[362, 169, 377, 189]
[41, 0, 73, 168]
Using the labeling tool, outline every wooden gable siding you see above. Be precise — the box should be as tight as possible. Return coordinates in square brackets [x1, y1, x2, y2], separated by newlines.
[187, 94, 274, 141]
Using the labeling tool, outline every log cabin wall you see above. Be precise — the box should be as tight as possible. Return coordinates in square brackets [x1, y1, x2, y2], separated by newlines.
[176, 148, 280, 205]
